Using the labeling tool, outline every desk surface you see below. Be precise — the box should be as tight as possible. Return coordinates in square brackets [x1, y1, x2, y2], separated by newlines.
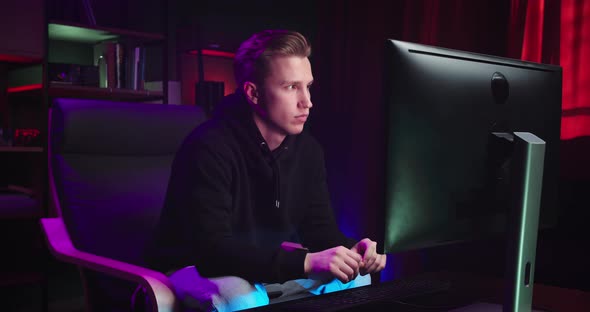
[249, 271, 590, 312]
[419, 271, 590, 312]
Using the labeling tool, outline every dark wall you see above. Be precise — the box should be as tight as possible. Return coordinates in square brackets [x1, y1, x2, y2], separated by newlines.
[312, 0, 513, 278]
[47, 0, 165, 33]
[173, 0, 317, 54]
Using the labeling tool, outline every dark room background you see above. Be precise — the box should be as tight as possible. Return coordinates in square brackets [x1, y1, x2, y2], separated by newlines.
[33, 0, 590, 291]
[311, 0, 590, 289]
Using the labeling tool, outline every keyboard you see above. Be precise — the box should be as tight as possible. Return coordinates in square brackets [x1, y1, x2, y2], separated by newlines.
[256, 278, 452, 311]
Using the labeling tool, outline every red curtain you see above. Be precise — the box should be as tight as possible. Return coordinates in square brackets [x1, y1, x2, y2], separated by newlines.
[511, 0, 590, 178]
[560, 0, 590, 140]
[517, 0, 561, 64]
[510, 0, 590, 140]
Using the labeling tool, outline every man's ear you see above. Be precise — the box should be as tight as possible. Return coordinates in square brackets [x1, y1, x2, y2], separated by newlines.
[243, 81, 259, 105]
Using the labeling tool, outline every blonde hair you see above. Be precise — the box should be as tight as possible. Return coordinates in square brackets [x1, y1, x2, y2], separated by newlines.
[234, 30, 311, 88]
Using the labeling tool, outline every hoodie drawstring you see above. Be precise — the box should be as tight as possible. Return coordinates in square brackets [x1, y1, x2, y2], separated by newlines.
[262, 141, 288, 209]
[273, 160, 281, 208]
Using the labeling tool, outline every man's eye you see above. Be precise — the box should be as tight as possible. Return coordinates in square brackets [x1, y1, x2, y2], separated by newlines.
[286, 85, 297, 90]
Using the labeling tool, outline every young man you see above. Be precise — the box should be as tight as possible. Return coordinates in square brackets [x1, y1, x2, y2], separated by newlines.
[146, 30, 386, 311]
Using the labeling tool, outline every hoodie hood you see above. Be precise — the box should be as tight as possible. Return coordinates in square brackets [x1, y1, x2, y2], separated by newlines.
[212, 91, 291, 208]
[212, 91, 260, 141]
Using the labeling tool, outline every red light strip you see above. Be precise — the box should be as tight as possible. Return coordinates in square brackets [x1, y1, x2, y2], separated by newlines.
[7, 84, 43, 93]
[0, 54, 41, 63]
[187, 49, 235, 58]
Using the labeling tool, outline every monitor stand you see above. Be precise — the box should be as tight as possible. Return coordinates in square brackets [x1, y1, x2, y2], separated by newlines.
[452, 132, 546, 312]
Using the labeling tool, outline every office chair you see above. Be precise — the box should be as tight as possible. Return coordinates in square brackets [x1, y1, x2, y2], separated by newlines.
[41, 98, 207, 311]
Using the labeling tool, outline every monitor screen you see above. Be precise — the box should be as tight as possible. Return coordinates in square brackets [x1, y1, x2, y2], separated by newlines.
[382, 40, 562, 254]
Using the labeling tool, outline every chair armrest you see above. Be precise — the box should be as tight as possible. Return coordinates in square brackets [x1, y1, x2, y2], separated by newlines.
[40, 217, 177, 312]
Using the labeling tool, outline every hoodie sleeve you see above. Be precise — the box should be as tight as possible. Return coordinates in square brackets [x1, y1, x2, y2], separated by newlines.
[148, 133, 307, 283]
[298, 139, 358, 252]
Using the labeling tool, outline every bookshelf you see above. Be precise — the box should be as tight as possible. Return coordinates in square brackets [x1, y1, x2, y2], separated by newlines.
[46, 21, 168, 102]
[0, 0, 45, 222]
[1, 1, 169, 307]
[49, 21, 165, 42]
[8, 82, 164, 102]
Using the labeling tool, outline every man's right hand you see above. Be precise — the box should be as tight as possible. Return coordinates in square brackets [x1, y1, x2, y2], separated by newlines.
[303, 246, 362, 283]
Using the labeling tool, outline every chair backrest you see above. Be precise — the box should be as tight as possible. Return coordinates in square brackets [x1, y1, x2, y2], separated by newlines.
[50, 98, 207, 310]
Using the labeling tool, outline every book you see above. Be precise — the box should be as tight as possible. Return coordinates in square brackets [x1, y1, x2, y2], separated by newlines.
[133, 46, 141, 90]
[94, 41, 117, 88]
[115, 42, 125, 88]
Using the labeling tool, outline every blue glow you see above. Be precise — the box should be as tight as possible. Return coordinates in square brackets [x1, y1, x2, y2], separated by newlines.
[380, 254, 398, 281]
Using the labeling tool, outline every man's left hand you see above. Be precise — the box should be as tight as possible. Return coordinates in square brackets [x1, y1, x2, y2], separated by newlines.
[351, 238, 387, 275]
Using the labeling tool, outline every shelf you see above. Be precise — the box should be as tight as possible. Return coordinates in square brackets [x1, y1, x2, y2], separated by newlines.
[0, 146, 44, 152]
[0, 272, 44, 287]
[0, 54, 43, 65]
[48, 21, 165, 44]
[7, 83, 164, 102]
[49, 83, 164, 101]
[0, 193, 40, 219]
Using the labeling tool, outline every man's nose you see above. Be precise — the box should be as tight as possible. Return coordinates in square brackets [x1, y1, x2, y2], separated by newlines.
[299, 92, 313, 108]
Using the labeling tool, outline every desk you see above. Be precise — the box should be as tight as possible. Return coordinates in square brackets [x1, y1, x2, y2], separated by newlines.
[417, 271, 590, 312]
[249, 271, 590, 311]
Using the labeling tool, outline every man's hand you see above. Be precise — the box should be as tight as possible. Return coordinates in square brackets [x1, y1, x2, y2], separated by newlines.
[304, 246, 362, 283]
[351, 238, 387, 275]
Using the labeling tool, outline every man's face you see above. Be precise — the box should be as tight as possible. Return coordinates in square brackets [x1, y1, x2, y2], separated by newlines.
[256, 56, 314, 136]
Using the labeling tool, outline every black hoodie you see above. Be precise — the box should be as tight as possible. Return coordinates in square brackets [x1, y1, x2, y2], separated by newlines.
[145, 91, 356, 283]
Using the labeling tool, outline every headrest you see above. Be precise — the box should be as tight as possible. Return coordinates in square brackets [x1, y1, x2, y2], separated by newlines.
[51, 98, 207, 155]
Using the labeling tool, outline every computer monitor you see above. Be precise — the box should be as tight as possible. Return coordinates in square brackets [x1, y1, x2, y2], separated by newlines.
[382, 40, 561, 310]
